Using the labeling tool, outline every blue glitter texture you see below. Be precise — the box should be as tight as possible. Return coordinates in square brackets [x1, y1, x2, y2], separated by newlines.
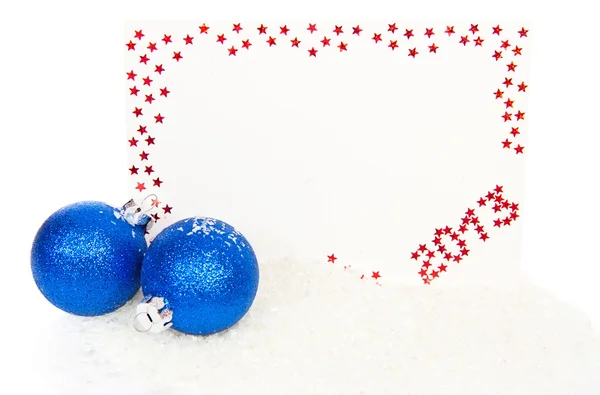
[141, 217, 259, 335]
[31, 201, 147, 316]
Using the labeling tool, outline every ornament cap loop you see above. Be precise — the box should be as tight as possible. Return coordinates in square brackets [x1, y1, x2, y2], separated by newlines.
[133, 295, 173, 333]
[120, 196, 155, 229]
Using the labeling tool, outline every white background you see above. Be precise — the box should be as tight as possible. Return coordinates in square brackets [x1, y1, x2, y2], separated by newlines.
[1, 0, 599, 393]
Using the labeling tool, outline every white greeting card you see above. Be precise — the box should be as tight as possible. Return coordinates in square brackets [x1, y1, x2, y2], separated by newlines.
[125, 21, 529, 287]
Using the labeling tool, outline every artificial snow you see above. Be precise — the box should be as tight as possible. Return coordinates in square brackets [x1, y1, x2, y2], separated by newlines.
[187, 217, 216, 236]
[33, 260, 600, 394]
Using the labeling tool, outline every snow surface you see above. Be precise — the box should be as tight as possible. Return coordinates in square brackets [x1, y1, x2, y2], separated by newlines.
[32, 260, 600, 395]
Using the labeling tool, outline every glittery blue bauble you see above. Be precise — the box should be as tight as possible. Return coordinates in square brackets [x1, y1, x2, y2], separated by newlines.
[31, 201, 147, 316]
[141, 217, 259, 335]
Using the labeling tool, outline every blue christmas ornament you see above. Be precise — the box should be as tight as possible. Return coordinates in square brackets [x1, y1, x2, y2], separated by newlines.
[136, 217, 259, 335]
[31, 200, 151, 316]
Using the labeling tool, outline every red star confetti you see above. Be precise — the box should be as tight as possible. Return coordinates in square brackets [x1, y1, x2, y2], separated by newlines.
[518, 27, 529, 37]
[413, 186, 520, 284]
[132, 107, 143, 117]
[518, 82, 528, 92]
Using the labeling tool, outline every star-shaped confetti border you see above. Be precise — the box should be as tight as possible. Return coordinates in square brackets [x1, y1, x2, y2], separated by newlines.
[125, 22, 529, 285]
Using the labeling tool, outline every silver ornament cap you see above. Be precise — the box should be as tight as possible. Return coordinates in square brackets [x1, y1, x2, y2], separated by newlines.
[120, 197, 155, 229]
[133, 295, 173, 333]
